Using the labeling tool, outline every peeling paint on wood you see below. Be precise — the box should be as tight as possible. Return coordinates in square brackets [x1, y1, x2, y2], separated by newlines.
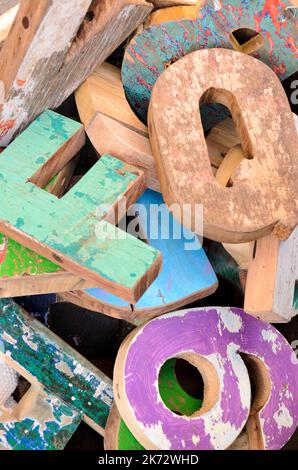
[122, 0, 297, 127]
[0, 298, 114, 434]
[62, 189, 217, 324]
[0, 391, 81, 450]
[0, 110, 161, 303]
[105, 358, 201, 450]
[114, 307, 298, 450]
[0, 0, 153, 145]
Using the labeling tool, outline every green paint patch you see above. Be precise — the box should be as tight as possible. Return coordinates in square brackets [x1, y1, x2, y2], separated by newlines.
[118, 359, 201, 449]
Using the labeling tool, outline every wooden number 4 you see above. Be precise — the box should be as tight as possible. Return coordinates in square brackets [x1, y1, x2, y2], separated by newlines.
[0, 110, 161, 303]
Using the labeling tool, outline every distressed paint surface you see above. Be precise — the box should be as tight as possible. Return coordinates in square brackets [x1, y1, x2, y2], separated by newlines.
[0, 173, 62, 278]
[85, 189, 217, 312]
[122, 0, 297, 125]
[115, 307, 298, 450]
[0, 110, 160, 302]
[118, 358, 202, 450]
[0, 392, 81, 450]
[0, 0, 152, 145]
[0, 298, 113, 430]
[0, 233, 61, 278]
[149, 49, 298, 242]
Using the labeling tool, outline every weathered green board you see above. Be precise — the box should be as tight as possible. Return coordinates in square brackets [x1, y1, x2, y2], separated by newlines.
[0, 298, 113, 432]
[0, 392, 81, 450]
[0, 110, 160, 303]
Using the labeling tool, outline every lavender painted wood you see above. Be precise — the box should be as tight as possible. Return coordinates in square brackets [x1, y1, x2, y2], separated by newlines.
[84, 189, 217, 315]
[122, 0, 297, 126]
[0, 298, 113, 433]
[0, 110, 160, 304]
[114, 307, 298, 450]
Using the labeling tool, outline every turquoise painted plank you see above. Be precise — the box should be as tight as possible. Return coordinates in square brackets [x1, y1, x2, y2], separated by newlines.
[0, 110, 160, 302]
[86, 189, 217, 310]
[0, 298, 113, 431]
[0, 393, 81, 450]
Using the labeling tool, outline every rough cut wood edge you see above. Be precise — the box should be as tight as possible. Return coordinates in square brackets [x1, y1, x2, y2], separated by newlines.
[58, 280, 217, 325]
[0, 0, 153, 146]
[244, 228, 298, 323]
[0, 271, 94, 298]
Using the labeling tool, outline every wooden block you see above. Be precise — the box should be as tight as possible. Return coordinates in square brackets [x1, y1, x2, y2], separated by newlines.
[0, 386, 81, 450]
[123, 0, 297, 128]
[105, 358, 201, 449]
[0, 110, 161, 303]
[114, 307, 298, 450]
[0, 298, 114, 436]
[0, 0, 153, 146]
[60, 189, 218, 324]
[149, 48, 298, 243]
[0, 2, 19, 44]
[244, 228, 298, 323]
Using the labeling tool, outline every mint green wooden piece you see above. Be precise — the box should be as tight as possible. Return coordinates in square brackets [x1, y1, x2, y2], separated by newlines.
[0, 110, 159, 302]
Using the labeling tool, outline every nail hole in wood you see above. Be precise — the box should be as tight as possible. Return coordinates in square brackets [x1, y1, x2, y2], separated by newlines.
[22, 16, 29, 29]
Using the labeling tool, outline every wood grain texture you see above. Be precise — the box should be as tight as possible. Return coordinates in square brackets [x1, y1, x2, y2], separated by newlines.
[60, 189, 217, 324]
[123, 0, 297, 127]
[0, 298, 114, 434]
[114, 307, 298, 450]
[105, 358, 201, 449]
[0, 0, 153, 146]
[76, 62, 228, 191]
[0, 110, 161, 303]
[244, 228, 298, 322]
[149, 48, 298, 243]
[75, 62, 158, 190]
[0, 388, 81, 450]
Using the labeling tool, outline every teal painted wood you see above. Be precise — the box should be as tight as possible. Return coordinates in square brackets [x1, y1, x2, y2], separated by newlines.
[122, 0, 297, 127]
[0, 393, 81, 450]
[0, 298, 113, 431]
[86, 189, 217, 312]
[0, 110, 160, 303]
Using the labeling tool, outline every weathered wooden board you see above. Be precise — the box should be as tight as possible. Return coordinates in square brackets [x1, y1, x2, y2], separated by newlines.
[244, 228, 298, 323]
[0, 298, 114, 435]
[114, 307, 298, 450]
[0, 155, 95, 297]
[0, 387, 82, 450]
[123, 0, 297, 126]
[0, 110, 161, 303]
[149, 48, 298, 243]
[105, 358, 201, 450]
[75, 62, 158, 191]
[0, 0, 153, 146]
[61, 189, 217, 324]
